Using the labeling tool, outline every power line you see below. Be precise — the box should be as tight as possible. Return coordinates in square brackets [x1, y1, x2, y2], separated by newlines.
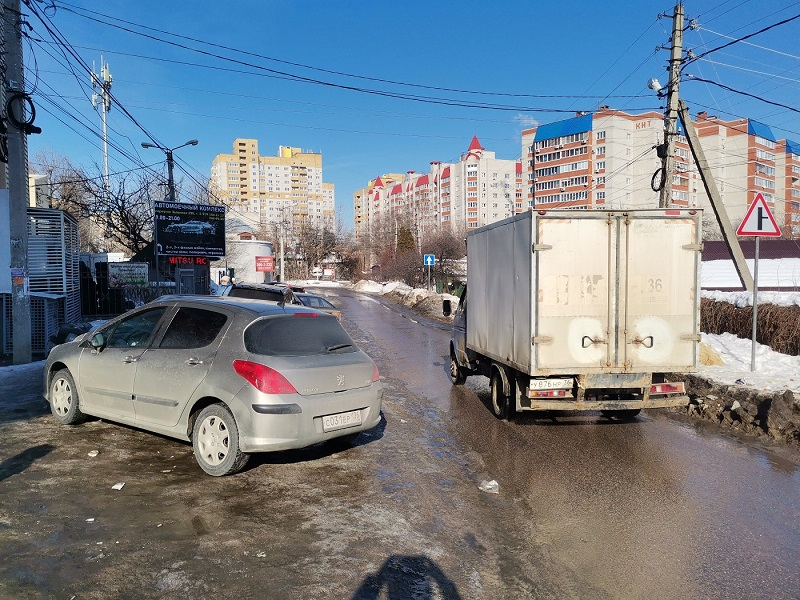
[30, 161, 163, 186]
[55, 2, 652, 103]
[686, 12, 800, 65]
[45, 3, 647, 114]
[696, 25, 800, 60]
[684, 74, 800, 115]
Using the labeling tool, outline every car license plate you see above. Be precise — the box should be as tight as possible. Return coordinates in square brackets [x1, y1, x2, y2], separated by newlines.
[529, 377, 572, 390]
[322, 409, 362, 432]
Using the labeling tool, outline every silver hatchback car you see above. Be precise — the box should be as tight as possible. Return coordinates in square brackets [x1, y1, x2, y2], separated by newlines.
[44, 295, 383, 476]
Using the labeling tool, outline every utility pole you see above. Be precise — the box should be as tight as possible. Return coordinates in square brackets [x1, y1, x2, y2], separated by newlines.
[678, 99, 753, 291]
[91, 58, 112, 212]
[2, 0, 32, 363]
[659, 2, 685, 208]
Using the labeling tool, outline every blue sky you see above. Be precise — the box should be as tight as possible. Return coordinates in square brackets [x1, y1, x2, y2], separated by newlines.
[24, 1, 800, 232]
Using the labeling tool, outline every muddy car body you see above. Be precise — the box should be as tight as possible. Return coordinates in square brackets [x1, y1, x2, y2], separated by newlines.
[43, 295, 383, 475]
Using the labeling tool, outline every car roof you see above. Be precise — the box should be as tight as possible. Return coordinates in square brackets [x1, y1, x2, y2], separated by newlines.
[153, 294, 324, 317]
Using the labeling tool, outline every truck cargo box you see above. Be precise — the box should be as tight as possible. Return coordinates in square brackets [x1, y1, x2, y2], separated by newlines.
[466, 210, 701, 377]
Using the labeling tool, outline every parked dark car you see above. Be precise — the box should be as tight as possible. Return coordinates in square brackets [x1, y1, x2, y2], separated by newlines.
[44, 295, 383, 476]
[221, 283, 302, 305]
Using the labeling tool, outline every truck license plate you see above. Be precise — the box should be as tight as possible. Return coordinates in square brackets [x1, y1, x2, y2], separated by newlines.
[322, 409, 362, 432]
[529, 378, 572, 390]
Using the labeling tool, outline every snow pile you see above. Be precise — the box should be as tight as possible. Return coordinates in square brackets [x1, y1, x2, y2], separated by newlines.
[701, 258, 800, 289]
[702, 332, 800, 394]
[702, 290, 800, 307]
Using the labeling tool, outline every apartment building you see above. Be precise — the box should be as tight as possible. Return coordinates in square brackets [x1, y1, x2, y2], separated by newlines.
[521, 108, 800, 237]
[353, 136, 522, 248]
[521, 108, 667, 211]
[209, 139, 335, 237]
[694, 114, 797, 234]
[778, 140, 800, 237]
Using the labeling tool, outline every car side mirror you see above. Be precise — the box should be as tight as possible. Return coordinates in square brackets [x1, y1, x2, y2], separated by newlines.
[442, 299, 452, 317]
[90, 333, 106, 350]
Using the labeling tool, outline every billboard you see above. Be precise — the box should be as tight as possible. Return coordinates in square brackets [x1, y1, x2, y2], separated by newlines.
[255, 256, 274, 272]
[108, 262, 149, 288]
[154, 202, 226, 257]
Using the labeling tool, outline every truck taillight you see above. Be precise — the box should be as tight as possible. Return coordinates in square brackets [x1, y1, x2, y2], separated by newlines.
[529, 389, 568, 398]
[650, 382, 685, 395]
[233, 360, 297, 394]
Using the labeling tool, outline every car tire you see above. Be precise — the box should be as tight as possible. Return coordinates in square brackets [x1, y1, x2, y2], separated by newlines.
[449, 349, 467, 385]
[491, 371, 511, 420]
[192, 404, 250, 476]
[49, 369, 85, 425]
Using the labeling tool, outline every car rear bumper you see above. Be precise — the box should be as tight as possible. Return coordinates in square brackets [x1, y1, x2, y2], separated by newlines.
[237, 383, 383, 452]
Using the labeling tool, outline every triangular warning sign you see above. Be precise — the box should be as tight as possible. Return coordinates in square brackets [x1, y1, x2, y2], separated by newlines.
[736, 193, 781, 237]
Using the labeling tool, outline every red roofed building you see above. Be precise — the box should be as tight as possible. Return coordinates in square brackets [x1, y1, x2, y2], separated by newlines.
[352, 138, 523, 267]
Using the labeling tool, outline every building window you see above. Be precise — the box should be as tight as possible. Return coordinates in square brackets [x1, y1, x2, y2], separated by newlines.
[596, 131, 606, 140]
[754, 177, 775, 189]
[755, 136, 776, 149]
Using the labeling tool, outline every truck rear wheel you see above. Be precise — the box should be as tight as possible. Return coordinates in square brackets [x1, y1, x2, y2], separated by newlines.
[491, 371, 511, 420]
[449, 349, 467, 385]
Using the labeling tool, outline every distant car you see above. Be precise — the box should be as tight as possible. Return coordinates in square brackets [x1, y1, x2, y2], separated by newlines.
[295, 292, 342, 320]
[221, 283, 301, 304]
[165, 221, 215, 235]
[44, 295, 383, 476]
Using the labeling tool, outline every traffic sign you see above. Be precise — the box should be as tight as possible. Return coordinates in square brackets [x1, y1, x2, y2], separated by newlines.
[737, 193, 781, 237]
[423, 254, 436, 266]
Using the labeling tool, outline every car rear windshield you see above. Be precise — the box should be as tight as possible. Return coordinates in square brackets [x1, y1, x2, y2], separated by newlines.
[244, 315, 357, 356]
[228, 287, 283, 302]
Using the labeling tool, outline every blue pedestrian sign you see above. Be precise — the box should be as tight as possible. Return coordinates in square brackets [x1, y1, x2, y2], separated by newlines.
[423, 254, 436, 266]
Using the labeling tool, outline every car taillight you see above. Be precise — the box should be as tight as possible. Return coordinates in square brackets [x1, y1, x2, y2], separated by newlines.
[233, 360, 297, 394]
[372, 362, 380, 382]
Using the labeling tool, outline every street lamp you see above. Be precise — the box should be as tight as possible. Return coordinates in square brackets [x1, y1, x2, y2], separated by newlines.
[141, 139, 198, 201]
[141, 139, 198, 294]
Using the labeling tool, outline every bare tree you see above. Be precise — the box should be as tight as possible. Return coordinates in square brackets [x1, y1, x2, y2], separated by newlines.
[422, 227, 467, 288]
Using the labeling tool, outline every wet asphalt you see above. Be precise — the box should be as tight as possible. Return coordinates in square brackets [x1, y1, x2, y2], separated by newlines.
[0, 288, 799, 599]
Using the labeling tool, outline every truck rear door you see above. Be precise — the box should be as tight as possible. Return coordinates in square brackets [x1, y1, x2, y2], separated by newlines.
[621, 213, 700, 372]
[535, 214, 615, 371]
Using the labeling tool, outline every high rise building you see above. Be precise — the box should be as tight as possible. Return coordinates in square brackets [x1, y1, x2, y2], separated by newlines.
[209, 139, 335, 237]
[353, 136, 522, 257]
[521, 108, 800, 238]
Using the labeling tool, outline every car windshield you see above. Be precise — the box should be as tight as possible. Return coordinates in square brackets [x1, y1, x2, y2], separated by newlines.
[244, 315, 356, 356]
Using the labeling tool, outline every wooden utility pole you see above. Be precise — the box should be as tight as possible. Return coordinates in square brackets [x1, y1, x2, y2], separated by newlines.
[678, 99, 753, 291]
[659, 3, 685, 208]
[2, 0, 32, 363]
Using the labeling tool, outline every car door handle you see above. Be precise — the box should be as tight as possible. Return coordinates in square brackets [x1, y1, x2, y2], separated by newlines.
[185, 357, 204, 366]
[123, 355, 139, 363]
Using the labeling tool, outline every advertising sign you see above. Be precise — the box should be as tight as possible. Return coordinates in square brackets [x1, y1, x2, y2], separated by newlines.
[155, 202, 226, 257]
[255, 256, 274, 272]
[108, 262, 149, 288]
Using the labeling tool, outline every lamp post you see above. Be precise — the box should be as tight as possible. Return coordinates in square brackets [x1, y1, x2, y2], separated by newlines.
[141, 139, 198, 201]
[140, 139, 198, 294]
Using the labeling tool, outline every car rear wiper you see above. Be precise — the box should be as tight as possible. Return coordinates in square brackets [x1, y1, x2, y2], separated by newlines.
[326, 343, 353, 352]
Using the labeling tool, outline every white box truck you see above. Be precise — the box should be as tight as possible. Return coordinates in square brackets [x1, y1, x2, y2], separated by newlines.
[443, 209, 702, 419]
